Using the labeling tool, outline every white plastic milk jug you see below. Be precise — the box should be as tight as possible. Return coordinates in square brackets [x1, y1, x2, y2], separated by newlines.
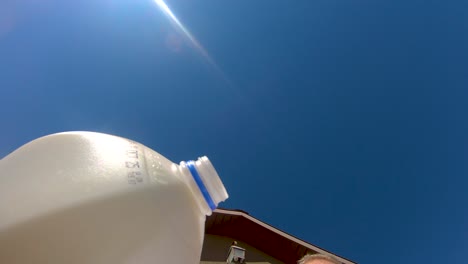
[0, 131, 228, 264]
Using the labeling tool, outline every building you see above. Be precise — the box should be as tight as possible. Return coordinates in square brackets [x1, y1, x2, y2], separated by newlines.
[201, 208, 356, 264]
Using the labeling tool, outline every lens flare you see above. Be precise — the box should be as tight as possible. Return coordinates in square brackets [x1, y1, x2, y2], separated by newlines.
[154, 0, 217, 67]
[153, 0, 242, 99]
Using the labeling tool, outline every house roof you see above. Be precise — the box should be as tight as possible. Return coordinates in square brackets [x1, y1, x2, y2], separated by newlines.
[205, 208, 356, 264]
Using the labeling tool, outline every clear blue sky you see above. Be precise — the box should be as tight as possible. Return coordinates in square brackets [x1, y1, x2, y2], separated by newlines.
[1, 0, 467, 263]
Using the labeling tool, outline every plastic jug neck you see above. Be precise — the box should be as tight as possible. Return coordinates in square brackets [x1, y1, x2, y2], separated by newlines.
[178, 157, 228, 216]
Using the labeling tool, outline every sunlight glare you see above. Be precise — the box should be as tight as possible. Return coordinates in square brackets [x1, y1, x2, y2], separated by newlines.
[152, 0, 241, 99]
[154, 0, 217, 67]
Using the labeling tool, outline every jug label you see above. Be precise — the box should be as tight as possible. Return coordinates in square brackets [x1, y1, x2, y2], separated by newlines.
[126, 144, 144, 185]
